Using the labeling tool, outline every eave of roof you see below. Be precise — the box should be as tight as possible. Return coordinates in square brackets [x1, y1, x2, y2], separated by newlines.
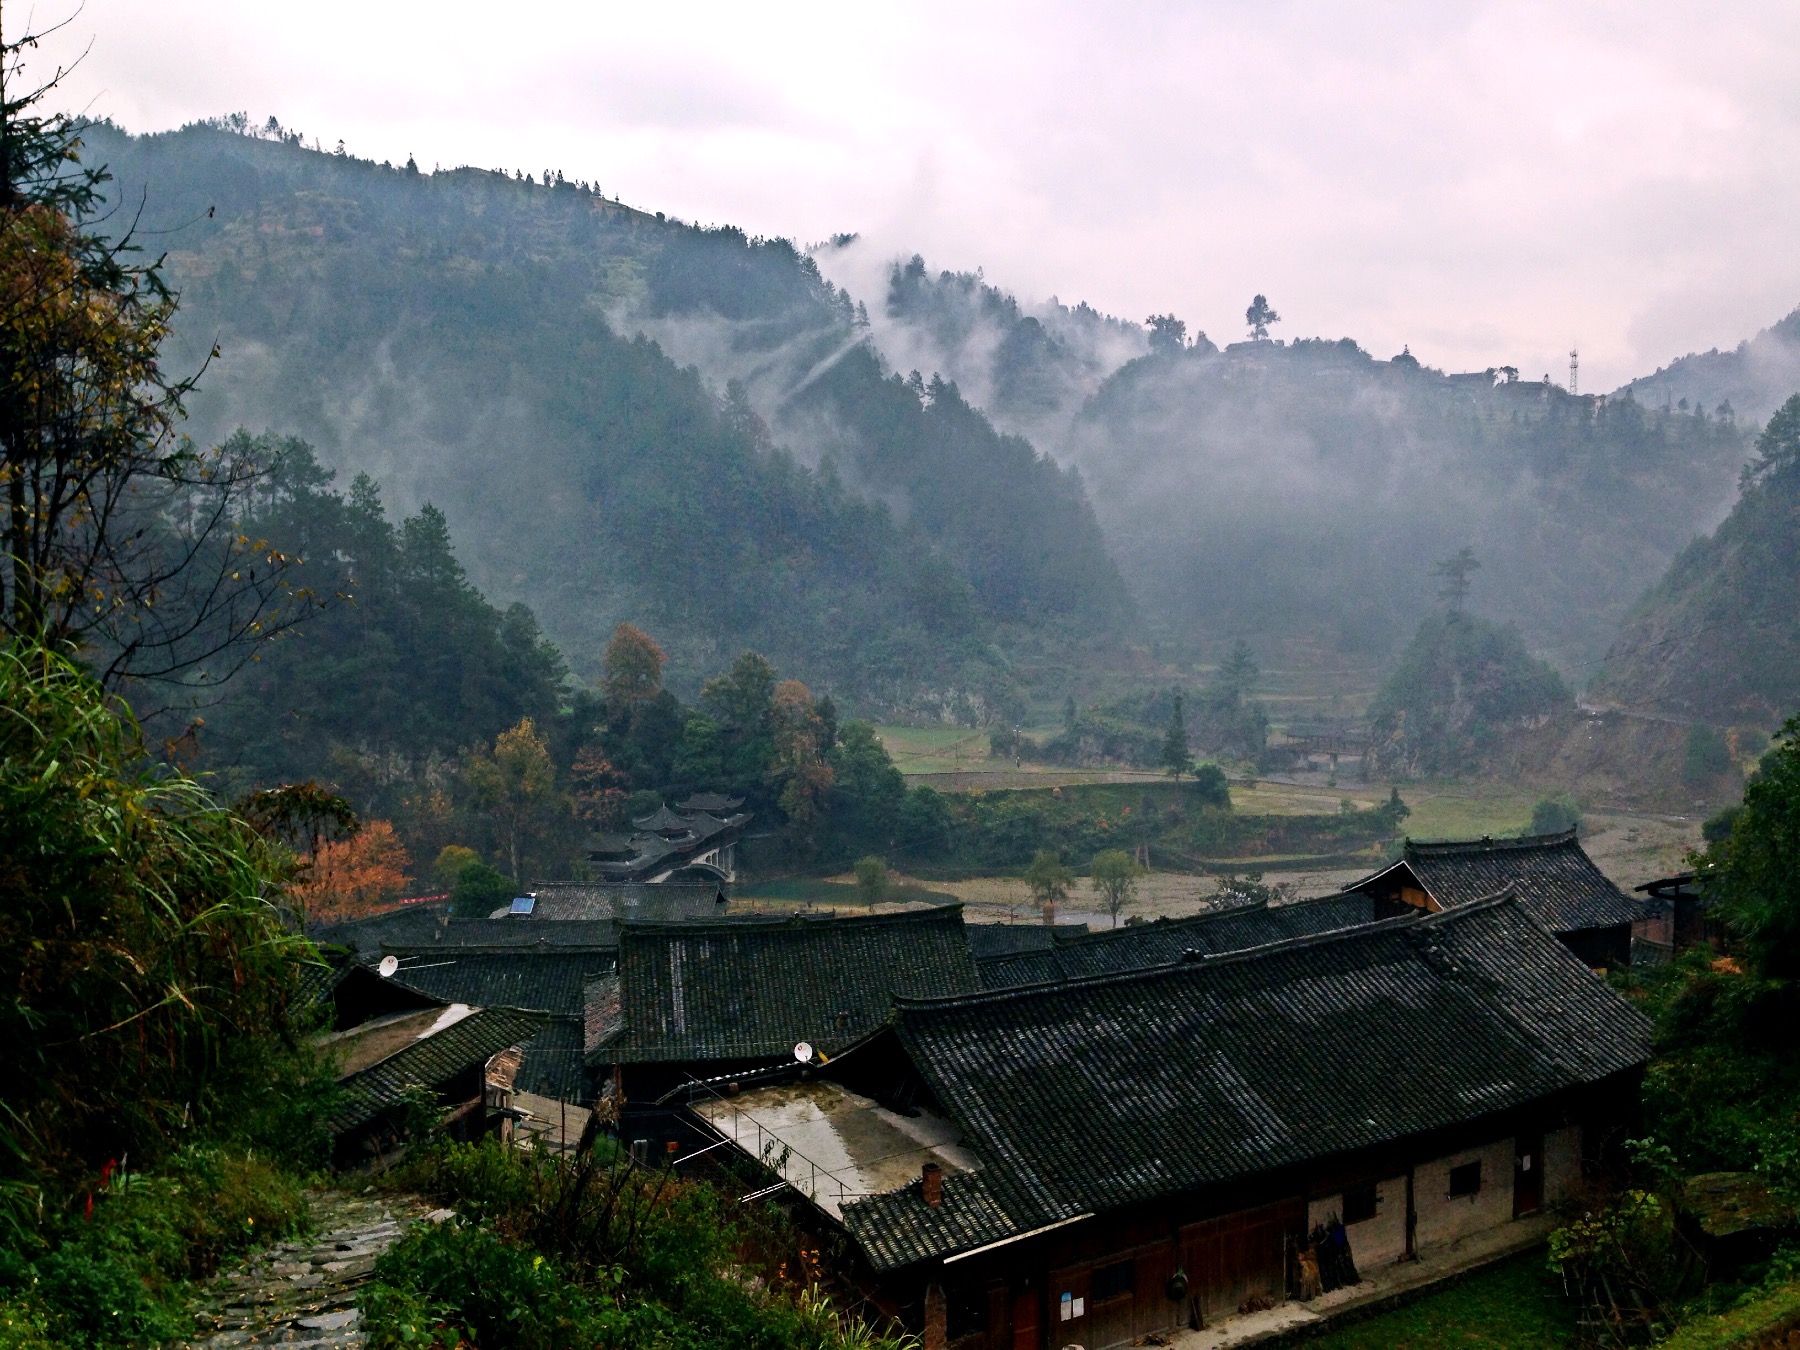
[848, 892, 1649, 1266]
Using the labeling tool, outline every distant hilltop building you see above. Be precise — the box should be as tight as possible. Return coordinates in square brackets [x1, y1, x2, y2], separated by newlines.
[584, 793, 751, 884]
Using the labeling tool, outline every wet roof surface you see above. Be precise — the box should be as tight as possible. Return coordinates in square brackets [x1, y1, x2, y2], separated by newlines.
[839, 893, 1650, 1268]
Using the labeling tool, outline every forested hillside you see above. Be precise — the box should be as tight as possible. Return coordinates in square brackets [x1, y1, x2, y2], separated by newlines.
[1593, 394, 1800, 727]
[91, 120, 1126, 709]
[1616, 305, 1800, 427]
[91, 117, 1779, 702]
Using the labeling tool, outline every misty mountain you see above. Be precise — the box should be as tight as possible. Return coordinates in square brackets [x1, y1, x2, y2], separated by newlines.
[1616, 307, 1800, 427]
[822, 255, 1763, 675]
[1063, 340, 1748, 669]
[88, 121, 1126, 710]
[815, 248, 1148, 454]
[1592, 395, 1800, 728]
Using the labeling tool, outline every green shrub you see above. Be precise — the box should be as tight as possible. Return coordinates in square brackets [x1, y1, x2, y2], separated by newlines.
[450, 862, 515, 917]
[384, 1141, 918, 1350]
[364, 1221, 613, 1350]
[0, 1146, 308, 1350]
[1529, 795, 1581, 836]
[0, 642, 313, 1209]
[1685, 724, 1733, 785]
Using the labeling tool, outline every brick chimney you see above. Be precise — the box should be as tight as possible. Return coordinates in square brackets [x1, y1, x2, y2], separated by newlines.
[921, 1161, 943, 1208]
[924, 1281, 947, 1350]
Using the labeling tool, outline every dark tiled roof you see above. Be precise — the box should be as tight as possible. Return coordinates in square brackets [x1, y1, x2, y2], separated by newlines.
[964, 923, 1090, 960]
[367, 950, 616, 1104]
[1347, 829, 1642, 933]
[330, 1006, 545, 1135]
[608, 906, 981, 1065]
[377, 950, 614, 1018]
[840, 1171, 1030, 1272]
[526, 882, 724, 922]
[680, 792, 745, 813]
[311, 902, 453, 951]
[388, 918, 618, 949]
[513, 1019, 589, 1102]
[634, 803, 699, 833]
[846, 894, 1649, 1267]
[976, 894, 1376, 989]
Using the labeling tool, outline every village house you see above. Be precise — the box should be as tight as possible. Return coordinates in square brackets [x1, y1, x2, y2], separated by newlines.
[677, 892, 1650, 1349]
[311, 963, 546, 1166]
[1631, 873, 1723, 963]
[368, 946, 615, 1104]
[975, 893, 1375, 988]
[1339, 827, 1642, 965]
[590, 906, 982, 1154]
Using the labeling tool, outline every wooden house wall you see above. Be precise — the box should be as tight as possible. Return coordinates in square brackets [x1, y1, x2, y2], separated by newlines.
[927, 1102, 1619, 1350]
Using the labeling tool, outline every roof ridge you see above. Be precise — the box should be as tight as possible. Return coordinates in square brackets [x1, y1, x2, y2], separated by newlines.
[620, 902, 965, 937]
[1406, 827, 1579, 856]
[1403, 886, 1606, 1077]
[1050, 900, 1270, 948]
[896, 909, 1425, 1012]
[378, 944, 617, 956]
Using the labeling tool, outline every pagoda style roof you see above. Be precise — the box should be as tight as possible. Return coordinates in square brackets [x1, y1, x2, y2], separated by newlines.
[976, 893, 1376, 988]
[587, 802, 751, 882]
[1343, 828, 1641, 934]
[837, 891, 1651, 1269]
[601, 906, 981, 1066]
[632, 803, 698, 835]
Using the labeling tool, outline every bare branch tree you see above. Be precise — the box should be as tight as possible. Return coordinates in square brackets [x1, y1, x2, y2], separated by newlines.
[0, 16, 313, 691]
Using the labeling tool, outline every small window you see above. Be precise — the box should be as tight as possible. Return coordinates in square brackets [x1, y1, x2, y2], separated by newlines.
[1343, 1183, 1379, 1225]
[1093, 1259, 1135, 1302]
[946, 1287, 988, 1340]
[1448, 1161, 1482, 1197]
[509, 894, 536, 915]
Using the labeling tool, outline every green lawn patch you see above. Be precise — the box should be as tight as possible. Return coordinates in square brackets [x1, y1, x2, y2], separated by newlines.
[1305, 1255, 1576, 1349]
[1658, 1279, 1800, 1349]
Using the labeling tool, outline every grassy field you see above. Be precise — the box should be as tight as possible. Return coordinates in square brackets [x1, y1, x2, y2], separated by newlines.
[871, 725, 996, 775]
[1306, 1256, 1577, 1349]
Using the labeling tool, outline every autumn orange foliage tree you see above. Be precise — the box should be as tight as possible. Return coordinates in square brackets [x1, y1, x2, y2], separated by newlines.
[600, 622, 665, 708]
[770, 678, 834, 846]
[293, 819, 413, 922]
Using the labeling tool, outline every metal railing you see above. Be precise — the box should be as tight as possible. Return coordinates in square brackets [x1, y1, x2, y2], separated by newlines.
[676, 1075, 869, 1211]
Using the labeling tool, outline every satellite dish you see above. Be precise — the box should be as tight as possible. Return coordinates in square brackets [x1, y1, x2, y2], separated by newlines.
[377, 955, 399, 979]
[794, 1041, 814, 1064]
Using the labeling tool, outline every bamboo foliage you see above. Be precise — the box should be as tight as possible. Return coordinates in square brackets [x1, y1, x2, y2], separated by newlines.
[0, 641, 309, 1211]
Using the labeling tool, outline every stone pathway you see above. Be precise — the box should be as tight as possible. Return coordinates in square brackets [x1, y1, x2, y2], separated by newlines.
[177, 1189, 443, 1349]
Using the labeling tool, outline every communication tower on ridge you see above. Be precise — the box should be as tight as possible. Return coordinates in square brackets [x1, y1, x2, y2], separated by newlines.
[1569, 347, 1579, 396]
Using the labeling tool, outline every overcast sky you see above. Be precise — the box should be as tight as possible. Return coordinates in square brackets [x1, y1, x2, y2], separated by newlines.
[30, 1, 1800, 389]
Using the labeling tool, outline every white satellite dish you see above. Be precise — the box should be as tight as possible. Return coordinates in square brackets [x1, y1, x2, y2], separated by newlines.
[377, 955, 399, 979]
[794, 1041, 814, 1064]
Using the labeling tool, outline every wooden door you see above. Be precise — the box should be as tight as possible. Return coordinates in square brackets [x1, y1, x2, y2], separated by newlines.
[1180, 1198, 1303, 1323]
[1514, 1133, 1544, 1217]
[1010, 1286, 1040, 1350]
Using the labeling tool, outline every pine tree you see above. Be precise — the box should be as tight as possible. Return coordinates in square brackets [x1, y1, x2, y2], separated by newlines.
[1161, 691, 1193, 781]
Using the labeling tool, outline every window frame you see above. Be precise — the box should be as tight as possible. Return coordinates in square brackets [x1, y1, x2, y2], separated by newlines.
[1448, 1161, 1482, 1198]
[1091, 1258, 1136, 1304]
[1342, 1182, 1379, 1225]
